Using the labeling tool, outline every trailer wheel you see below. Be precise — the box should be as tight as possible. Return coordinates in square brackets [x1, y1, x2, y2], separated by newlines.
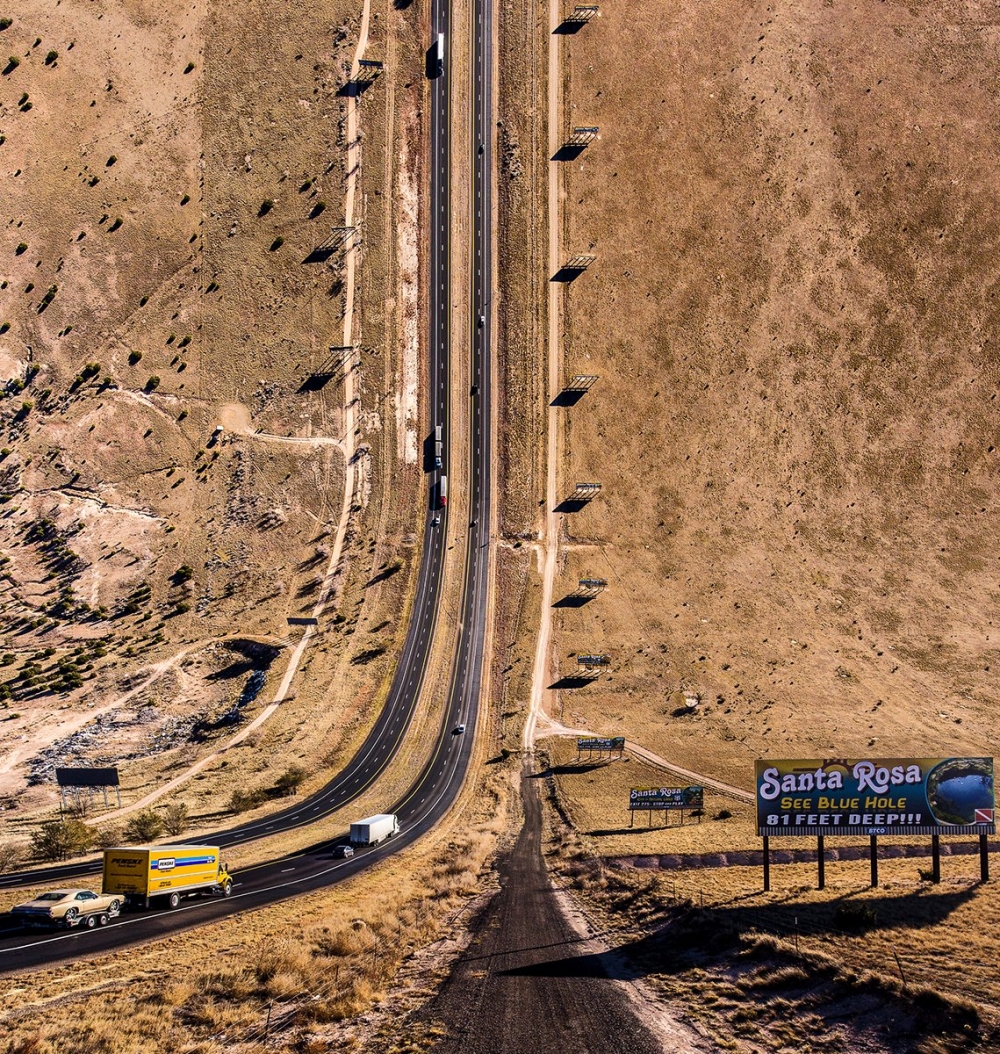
[98, 913, 109, 927]
[84, 914, 97, 929]
[168, 892, 181, 909]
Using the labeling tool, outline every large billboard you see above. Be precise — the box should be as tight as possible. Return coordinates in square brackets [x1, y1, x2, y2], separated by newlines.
[630, 786, 704, 811]
[756, 758, 995, 837]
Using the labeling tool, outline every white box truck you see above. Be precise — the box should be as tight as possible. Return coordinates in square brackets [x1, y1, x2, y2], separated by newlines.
[349, 814, 399, 847]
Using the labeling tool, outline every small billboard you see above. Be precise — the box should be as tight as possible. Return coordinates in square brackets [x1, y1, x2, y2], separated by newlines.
[578, 736, 625, 753]
[629, 786, 704, 811]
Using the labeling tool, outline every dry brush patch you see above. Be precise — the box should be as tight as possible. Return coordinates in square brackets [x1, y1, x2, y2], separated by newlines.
[0, 775, 512, 1054]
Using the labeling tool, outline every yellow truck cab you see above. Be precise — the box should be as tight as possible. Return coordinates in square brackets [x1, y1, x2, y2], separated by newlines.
[102, 845, 233, 910]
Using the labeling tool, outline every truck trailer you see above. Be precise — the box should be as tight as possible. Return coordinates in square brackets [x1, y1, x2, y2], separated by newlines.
[434, 424, 443, 468]
[102, 845, 233, 910]
[438, 474, 448, 508]
[349, 814, 400, 847]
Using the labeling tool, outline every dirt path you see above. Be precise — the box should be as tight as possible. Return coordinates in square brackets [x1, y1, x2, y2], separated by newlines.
[523, 0, 565, 754]
[536, 714, 754, 803]
[401, 770, 714, 1053]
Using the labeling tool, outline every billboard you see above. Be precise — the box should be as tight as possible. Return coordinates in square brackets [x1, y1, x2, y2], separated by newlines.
[630, 786, 704, 811]
[55, 767, 120, 788]
[578, 737, 625, 752]
[756, 758, 995, 836]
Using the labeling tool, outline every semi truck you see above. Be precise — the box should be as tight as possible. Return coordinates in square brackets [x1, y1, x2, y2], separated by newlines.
[434, 424, 443, 468]
[102, 845, 233, 910]
[349, 814, 399, 847]
[438, 474, 448, 508]
[434, 32, 444, 76]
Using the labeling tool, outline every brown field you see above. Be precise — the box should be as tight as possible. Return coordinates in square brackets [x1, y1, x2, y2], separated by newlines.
[547, 0, 1000, 813]
[0, 0, 439, 840]
[524, 0, 1000, 1045]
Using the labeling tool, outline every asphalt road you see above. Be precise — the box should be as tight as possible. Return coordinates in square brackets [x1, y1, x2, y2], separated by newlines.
[404, 772, 665, 1054]
[0, 0, 493, 971]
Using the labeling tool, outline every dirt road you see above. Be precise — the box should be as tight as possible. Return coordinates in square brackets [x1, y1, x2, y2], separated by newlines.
[406, 769, 711, 1053]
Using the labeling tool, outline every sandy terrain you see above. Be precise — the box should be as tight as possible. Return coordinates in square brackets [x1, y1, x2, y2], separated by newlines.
[0, 0, 429, 831]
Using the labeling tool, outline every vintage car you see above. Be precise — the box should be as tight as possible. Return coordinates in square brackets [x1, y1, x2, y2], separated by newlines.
[11, 888, 122, 929]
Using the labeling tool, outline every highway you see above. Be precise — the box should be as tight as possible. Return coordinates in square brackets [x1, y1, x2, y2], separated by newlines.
[0, 0, 495, 971]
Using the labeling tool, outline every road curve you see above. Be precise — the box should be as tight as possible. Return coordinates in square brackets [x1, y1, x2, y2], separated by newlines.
[0, 0, 494, 971]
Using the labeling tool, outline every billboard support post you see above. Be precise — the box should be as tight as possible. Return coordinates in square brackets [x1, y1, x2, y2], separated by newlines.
[981, 833, 990, 882]
[870, 835, 879, 888]
[763, 836, 770, 892]
[932, 835, 940, 884]
[817, 835, 825, 890]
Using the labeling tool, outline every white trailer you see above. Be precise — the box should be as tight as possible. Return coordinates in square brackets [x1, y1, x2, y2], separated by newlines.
[349, 813, 400, 847]
[434, 424, 443, 468]
[434, 33, 444, 75]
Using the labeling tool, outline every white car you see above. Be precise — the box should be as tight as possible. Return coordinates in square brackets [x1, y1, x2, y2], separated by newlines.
[453, 724, 466, 735]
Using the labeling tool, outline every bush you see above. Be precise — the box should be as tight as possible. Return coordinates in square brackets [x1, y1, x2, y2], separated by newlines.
[124, 808, 163, 843]
[44, 50, 57, 65]
[163, 802, 188, 836]
[145, 375, 160, 392]
[92, 825, 123, 850]
[3, 56, 19, 74]
[31, 819, 92, 861]
[269, 236, 284, 251]
[0, 19, 12, 31]
[258, 198, 274, 216]
[228, 787, 266, 814]
[14, 242, 26, 255]
[275, 765, 307, 796]
[834, 902, 879, 932]
[128, 350, 142, 365]
[0, 840, 24, 873]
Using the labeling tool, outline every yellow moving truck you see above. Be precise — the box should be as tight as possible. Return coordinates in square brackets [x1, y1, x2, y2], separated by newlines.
[102, 845, 233, 910]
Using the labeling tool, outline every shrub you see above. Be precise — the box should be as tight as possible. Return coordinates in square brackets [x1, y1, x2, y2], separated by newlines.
[173, 564, 194, 582]
[128, 350, 142, 365]
[269, 236, 284, 251]
[124, 809, 163, 843]
[31, 819, 92, 861]
[108, 217, 122, 232]
[834, 902, 879, 932]
[0, 19, 12, 31]
[14, 242, 26, 255]
[258, 198, 274, 216]
[106, 155, 117, 166]
[0, 840, 24, 873]
[145, 375, 160, 391]
[309, 201, 326, 218]
[275, 765, 307, 796]
[3, 56, 19, 74]
[180, 193, 190, 206]
[163, 802, 188, 836]
[44, 50, 57, 65]
[183, 61, 195, 73]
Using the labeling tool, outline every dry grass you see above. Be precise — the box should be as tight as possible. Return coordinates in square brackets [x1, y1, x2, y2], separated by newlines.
[0, 760, 514, 1053]
[523, 0, 1000, 1044]
[547, 0, 1000, 792]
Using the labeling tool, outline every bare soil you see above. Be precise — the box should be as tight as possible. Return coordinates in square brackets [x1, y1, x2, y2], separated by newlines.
[0, 0, 431, 834]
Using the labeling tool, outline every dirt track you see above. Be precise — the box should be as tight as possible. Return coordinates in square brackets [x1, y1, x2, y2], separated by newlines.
[402, 768, 710, 1053]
